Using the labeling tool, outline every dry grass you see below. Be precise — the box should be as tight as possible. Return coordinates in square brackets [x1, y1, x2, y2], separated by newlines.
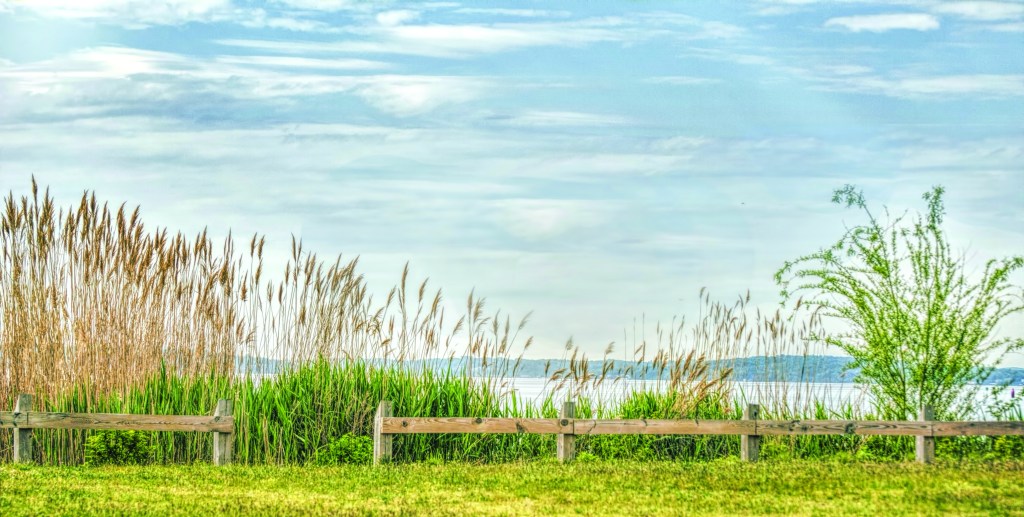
[0, 180, 534, 409]
[543, 289, 831, 417]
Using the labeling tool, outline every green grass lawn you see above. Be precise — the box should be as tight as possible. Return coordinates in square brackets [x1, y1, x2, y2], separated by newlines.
[1, 459, 1021, 516]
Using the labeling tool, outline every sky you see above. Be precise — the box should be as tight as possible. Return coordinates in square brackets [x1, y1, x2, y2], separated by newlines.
[0, 0, 1022, 362]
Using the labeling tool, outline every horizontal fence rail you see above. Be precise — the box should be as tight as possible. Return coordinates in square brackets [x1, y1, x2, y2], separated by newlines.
[0, 412, 234, 433]
[372, 401, 1024, 466]
[379, 417, 1024, 437]
[2, 394, 235, 465]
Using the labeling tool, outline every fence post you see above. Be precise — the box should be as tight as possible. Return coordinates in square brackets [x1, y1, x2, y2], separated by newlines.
[13, 394, 33, 463]
[741, 403, 760, 462]
[557, 401, 576, 464]
[213, 399, 234, 466]
[373, 400, 393, 465]
[916, 405, 935, 464]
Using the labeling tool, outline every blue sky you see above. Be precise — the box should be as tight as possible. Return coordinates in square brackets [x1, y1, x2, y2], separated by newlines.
[0, 0, 1022, 362]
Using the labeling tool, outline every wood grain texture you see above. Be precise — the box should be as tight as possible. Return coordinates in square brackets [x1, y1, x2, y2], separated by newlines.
[557, 402, 576, 464]
[571, 419, 758, 436]
[0, 411, 21, 427]
[375, 417, 1024, 438]
[930, 420, 1024, 436]
[916, 406, 935, 464]
[13, 394, 33, 463]
[0, 411, 233, 432]
[373, 401, 393, 465]
[754, 420, 933, 436]
[381, 417, 571, 434]
[213, 399, 234, 466]
[741, 403, 760, 463]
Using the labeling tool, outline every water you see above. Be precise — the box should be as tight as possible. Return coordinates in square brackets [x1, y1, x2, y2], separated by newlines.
[490, 378, 1019, 418]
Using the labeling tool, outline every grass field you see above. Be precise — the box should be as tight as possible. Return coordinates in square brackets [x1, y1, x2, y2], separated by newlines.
[2, 459, 1022, 516]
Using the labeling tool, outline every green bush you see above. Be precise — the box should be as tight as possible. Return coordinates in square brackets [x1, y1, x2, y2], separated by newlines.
[314, 434, 373, 465]
[776, 185, 1024, 420]
[84, 431, 155, 466]
[993, 436, 1024, 459]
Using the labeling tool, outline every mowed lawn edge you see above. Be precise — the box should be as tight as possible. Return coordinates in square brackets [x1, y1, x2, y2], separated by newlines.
[1, 459, 1022, 516]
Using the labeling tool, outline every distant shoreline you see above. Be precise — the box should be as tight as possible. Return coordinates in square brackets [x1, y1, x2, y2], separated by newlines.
[237, 355, 1024, 386]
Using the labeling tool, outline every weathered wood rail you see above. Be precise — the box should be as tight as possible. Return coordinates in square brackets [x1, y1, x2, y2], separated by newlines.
[1, 394, 235, 465]
[372, 401, 1024, 465]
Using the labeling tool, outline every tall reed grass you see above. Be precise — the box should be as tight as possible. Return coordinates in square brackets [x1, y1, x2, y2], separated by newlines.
[3, 181, 1013, 464]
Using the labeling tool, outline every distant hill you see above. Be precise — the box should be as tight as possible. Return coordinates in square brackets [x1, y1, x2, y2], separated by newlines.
[237, 355, 1024, 385]
[502, 355, 855, 382]
[503, 356, 1024, 385]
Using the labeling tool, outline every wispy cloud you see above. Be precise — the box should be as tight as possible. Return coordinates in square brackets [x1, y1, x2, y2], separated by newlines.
[0, 0, 237, 26]
[492, 198, 615, 241]
[644, 76, 722, 86]
[216, 12, 746, 59]
[492, 110, 632, 127]
[214, 55, 392, 70]
[989, 21, 1024, 31]
[824, 13, 941, 32]
[819, 65, 873, 76]
[216, 20, 625, 58]
[354, 76, 487, 116]
[340, 20, 629, 58]
[931, 1, 1024, 21]
[453, 8, 572, 18]
[816, 73, 1024, 99]
[375, 9, 420, 27]
[239, 12, 337, 33]
[0, 46, 488, 118]
[270, 0, 362, 12]
[895, 137, 1024, 170]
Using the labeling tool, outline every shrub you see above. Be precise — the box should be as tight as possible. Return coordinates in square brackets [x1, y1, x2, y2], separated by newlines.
[84, 431, 155, 466]
[314, 434, 373, 465]
[776, 185, 1024, 419]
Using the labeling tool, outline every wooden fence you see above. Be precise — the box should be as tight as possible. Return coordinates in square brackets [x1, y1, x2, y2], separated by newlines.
[372, 401, 1024, 465]
[1, 394, 235, 465]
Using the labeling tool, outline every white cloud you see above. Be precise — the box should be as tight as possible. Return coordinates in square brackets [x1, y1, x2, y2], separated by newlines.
[820, 65, 872, 76]
[493, 199, 614, 240]
[683, 47, 778, 67]
[989, 21, 1024, 31]
[216, 22, 624, 59]
[824, 13, 940, 32]
[376, 9, 420, 27]
[896, 138, 1024, 170]
[271, 0, 359, 11]
[489, 153, 692, 180]
[214, 55, 391, 70]
[353, 76, 486, 116]
[496, 110, 631, 127]
[0, 46, 488, 117]
[453, 8, 571, 18]
[0, 0, 370, 29]
[0, 0, 236, 26]
[240, 13, 336, 33]
[931, 1, 1024, 21]
[351, 22, 622, 58]
[644, 76, 722, 85]
[649, 136, 713, 152]
[818, 73, 1024, 98]
[217, 13, 744, 60]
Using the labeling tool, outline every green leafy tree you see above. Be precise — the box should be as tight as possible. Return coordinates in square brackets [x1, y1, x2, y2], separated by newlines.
[775, 185, 1024, 419]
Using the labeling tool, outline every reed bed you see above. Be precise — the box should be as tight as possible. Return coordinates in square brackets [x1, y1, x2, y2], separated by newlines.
[1, 181, 1016, 464]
